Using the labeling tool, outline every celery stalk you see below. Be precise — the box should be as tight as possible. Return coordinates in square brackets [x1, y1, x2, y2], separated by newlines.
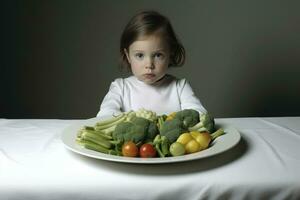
[211, 128, 225, 140]
[77, 139, 111, 154]
[81, 131, 112, 149]
[85, 129, 112, 140]
[95, 116, 126, 130]
[95, 113, 125, 126]
[84, 126, 95, 131]
[96, 125, 117, 136]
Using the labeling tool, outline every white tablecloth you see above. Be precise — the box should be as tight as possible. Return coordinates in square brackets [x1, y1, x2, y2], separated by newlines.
[1, 117, 300, 200]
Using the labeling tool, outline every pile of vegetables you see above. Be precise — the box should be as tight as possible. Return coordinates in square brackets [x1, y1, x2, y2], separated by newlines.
[76, 108, 225, 158]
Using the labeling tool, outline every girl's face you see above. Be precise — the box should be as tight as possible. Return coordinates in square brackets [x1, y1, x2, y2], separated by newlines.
[125, 33, 170, 84]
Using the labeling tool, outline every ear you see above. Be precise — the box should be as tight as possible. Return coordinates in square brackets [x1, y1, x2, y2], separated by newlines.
[124, 48, 131, 64]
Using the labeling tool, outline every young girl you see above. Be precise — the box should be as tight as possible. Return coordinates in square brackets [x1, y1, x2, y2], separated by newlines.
[97, 10, 207, 119]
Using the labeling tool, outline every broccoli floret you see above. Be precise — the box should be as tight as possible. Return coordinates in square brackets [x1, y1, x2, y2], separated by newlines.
[159, 118, 186, 143]
[131, 117, 149, 131]
[199, 113, 215, 133]
[188, 113, 215, 133]
[145, 122, 159, 142]
[113, 121, 142, 144]
[131, 117, 158, 142]
[199, 113, 212, 126]
[173, 109, 200, 128]
[112, 117, 158, 144]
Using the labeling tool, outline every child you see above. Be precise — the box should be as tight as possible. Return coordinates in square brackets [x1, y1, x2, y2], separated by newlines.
[97, 10, 207, 119]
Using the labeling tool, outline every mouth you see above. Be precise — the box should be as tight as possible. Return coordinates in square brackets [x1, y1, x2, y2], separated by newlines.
[143, 73, 156, 79]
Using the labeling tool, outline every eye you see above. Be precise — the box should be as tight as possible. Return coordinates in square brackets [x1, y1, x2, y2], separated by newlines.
[134, 53, 144, 59]
[154, 53, 164, 60]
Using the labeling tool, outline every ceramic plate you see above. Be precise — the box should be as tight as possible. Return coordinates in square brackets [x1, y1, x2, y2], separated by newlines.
[61, 118, 241, 164]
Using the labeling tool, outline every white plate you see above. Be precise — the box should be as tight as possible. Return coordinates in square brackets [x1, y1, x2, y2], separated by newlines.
[61, 118, 241, 164]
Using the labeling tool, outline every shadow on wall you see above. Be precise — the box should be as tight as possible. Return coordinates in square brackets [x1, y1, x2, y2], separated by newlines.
[237, 33, 300, 117]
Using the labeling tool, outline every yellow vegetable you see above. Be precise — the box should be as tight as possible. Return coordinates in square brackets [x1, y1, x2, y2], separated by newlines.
[177, 132, 199, 154]
[190, 131, 201, 139]
[192, 131, 212, 149]
[185, 139, 201, 154]
[175, 131, 212, 155]
[176, 133, 193, 145]
[166, 112, 176, 121]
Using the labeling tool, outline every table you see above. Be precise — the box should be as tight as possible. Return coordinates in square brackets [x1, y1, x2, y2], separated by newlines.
[1, 117, 300, 200]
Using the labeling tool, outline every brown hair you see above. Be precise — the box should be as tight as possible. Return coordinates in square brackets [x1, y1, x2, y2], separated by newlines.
[120, 10, 185, 70]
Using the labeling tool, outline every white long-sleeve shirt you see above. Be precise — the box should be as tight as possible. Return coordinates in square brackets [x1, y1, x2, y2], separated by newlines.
[96, 74, 207, 119]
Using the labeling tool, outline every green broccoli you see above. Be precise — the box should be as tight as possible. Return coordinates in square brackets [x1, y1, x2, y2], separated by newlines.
[146, 122, 159, 142]
[159, 118, 186, 143]
[112, 117, 158, 144]
[153, 135, 170, 157]
[173, 109, 200, 129]
[188, 113, 215, 133]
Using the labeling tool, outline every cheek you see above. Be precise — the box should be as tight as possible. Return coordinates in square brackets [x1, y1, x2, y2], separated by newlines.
[130, 61, 142, 74]
[129, 55, 141, 65]
[130, 60, 141, 69]
[155, 59, 169, 69]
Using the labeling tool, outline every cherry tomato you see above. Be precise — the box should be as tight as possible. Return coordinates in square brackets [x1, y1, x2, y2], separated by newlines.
[139, 143, 156, 158]
[122, 141, 138, 157]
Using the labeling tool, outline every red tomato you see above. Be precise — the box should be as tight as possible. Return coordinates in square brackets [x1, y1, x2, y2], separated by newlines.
[122, 141, 138, 157]
[139, 143, 157, 158]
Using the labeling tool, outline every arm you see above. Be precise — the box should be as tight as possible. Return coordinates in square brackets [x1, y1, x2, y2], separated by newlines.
[177, 79, 207, 114]
[96, 79, 124, 119]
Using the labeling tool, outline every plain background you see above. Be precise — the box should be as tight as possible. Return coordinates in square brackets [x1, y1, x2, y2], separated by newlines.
[2, 0, 300, 119]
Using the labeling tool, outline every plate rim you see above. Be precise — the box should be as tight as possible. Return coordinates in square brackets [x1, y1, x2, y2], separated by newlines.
[61, 118, 241, 164]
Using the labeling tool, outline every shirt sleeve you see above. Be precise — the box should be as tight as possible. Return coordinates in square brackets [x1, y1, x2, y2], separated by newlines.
[96, 78, 124, 119]
[177, 79, 207, 114]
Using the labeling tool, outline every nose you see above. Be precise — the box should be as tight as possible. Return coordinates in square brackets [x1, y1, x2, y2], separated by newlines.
[145, 57, 155, 70]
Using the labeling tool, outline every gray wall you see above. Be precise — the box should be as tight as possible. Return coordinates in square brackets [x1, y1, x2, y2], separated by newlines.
[2, 0, 300, 119]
